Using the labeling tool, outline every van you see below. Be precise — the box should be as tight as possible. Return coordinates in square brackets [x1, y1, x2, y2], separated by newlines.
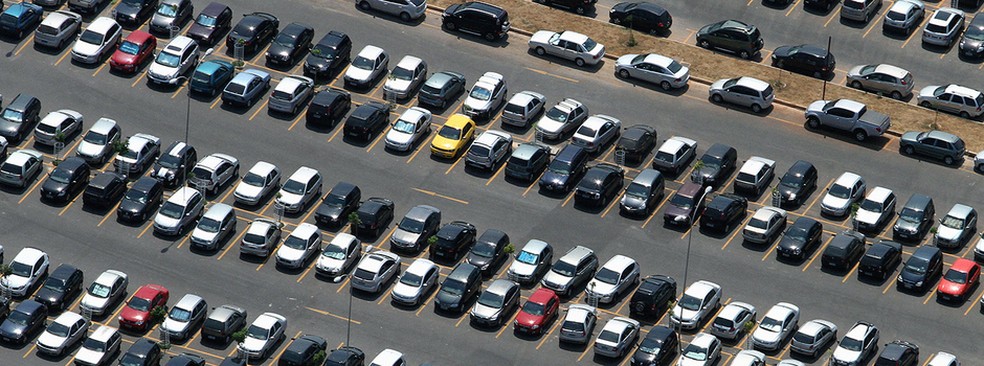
[0, 94, 42, 142]
[620, 169, 664, 216]
[538, 144, 588, 193]
[191, 203, 237, 250]
[153, 187, 205, 236]
[434, 263, 482, 313]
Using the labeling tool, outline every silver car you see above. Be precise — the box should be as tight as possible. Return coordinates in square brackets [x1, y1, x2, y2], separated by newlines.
[465, 130, 512, 170]
[917, 84, 984, 119]
[883, 0, 924, 34]
[269, 75, 315, 115]
[922, 8, 965, 47]
[351, 251, 401, 293]
[501, 91, 546, 128]
[614, 53, 690, 90]
[150, 0, 194, 35]
[790, 319, 838, 358]
[34, 109, 83, 146]
[559, 304, 597, 344]
[357, 0, 427, 21]
[820, 172, 866, 217]
[240, 219, 283, 257]
[34, 10, 83, 49]
[469, 279, 520, 327]
[36, 312, 89, 356]
[841, 0, 882, 22]
[0, 149, 43, 188]
[571, 114, 621, 153]
[709, 76, 775, 113]
[593, 317, 639, 358]
[390, 258, 438, 306]
[535, 98, 588, 140]
[710, 301, 756, 340]
[383, 55, 427, 100]
[315, 233, 362, 280]
[846, 64, 914, 100]
[75, 117, 121, 165]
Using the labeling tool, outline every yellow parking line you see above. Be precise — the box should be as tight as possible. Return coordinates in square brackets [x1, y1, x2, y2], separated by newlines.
[560, 189, 576, 207]
[271, 331, 303, 360]
[249, 100, 270, 121]
[366, 126, 390, 153]
[495, 309, 521, 338]
[171, 83, 188, 99]
[922, 291, 935, 304]
[640, 193, 672, 229]
[17, 174, 46, 204]
[336, 275, 352, 293]
[176, 234, 192, 249]
[803, 235, 834, 271]
[54, 47, 72, 66]
[824, 7, 842, 27]
[963, 289, 984, 316]
[535, 316, 564, 350]
[255, 240, 284, 271]
[599, 194, 623, 219]
[22, 343, 36, 358]
[131, 70, 149, 87]
[761, 242, 778, 261]
[577, 340, 594, 362]
[411, 187, 469, 205]
[521, 170, 545, 197]
[721, 216, 751, 250]
[902, 16, 931, 48]
[785, 0, 801, 16]
[92, 62, 109, 77]
[485, 161, 508, 186]
[842, 261, 862, 283]
[801, 178, 834, 214]
[327, 122, 346, 142]
[136, 220, 154, 238]
[63, 138, 85, 159]
[210, 97, 223, 109]
[454, 313, 469, 327]
[287, 112, 306, 131]
[524, 67, 579, 83]
[444, 154, 465, 175]
[15, 35, 35, 56]
[216, 228, 248, 261]
[415, 290, 440, 317]
[58, 196, 81, 216]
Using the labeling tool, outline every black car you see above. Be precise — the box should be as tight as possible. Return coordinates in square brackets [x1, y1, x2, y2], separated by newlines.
[315, 181, 361, 227]
[83, 172, 128, 209]
[418, 71, 466, 109]
[777, 160, 818, 206]
[278, 335, 327, 366]
[0, 93, 42, 143]
[628, 275, 676, 319]
[218, 356, 247, 366]
[804, 0, 838, 11]
[876, 340, 920, 366]
[536, 0, 594, 15]
[574, 163, 625, 207]
[821, 230, 866, 271]
[226, 12, 279, 55]
[695, 19, 764, 59]
[619, 168, 664, 217]
[771, 44, 836, 78]
[343, 102, 390, 141]
[0, 300, 46, 344]
[113, 0, 158, 27]
[505, 142, 550, 182]
[121, 339, 164, 366]
[631, 326, 679, 366]
[776, 217, 823, 260]
[265, 22, 314, 67]
[306, 88, 351, 126]
[304, 31, 352, 79]
[186, 2, 232, 45]
[41, 157, 90, 203]
[897, 246, 942, 292]
[615, 124, 656, 163]
[117, 176, 165, 222]
[325, 346, 365, 366]
[354, 197, 394, 237]
[435, 262, 482, 313]
[33, 264, 83, 312]
[892, 193, 935, 242]
[540, 145, 588, 194]
[609, 1, 672, 34]
[960, 14, 984, 58]
[152, 141, 197, 187]
[467, 228, 510, 276]
[166, 353, 206, 366]
[858, 240, 903, 281]
[699, 194, 747, 232]
[430, 221, 478, 262]
[691, 143, 737, 188]
[441, 1, 510, 41]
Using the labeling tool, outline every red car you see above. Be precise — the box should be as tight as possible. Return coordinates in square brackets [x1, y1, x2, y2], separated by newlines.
[513, 288, 559, 335]
[118, 284, 169, 331]
[937, 259, 980, 302]
[109, 30, 156, 74]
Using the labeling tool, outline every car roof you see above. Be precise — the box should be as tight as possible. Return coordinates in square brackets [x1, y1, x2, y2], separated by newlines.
[641, 53, 675, 68]
[889, 0, 919, 12]
[581, 115, 618, 130]
[833, 171, 862, 187]
[865, 186, 893, 203]
[134, 284, 167, 299]
[89, 117, 118, 135]
[928, 352, 958, 366]
[832, 99, 866, 113]
[438, 221, 471, 238]
[129, 133, 159, 151]
[704, 143, 734, 158]
[845, 321, 874, 339]
[210, 304, 245, 322]
[95, 269, 126, 285]
[406, 205, 440, 221]
[566, 304, 595, 322]
[203, 203, 234, 221]
[372, 349, 405, 364]
[910, 246, 940, 262]
[925, 129, 963, 143]
[201, 1, 229, 15]
[132, 176, 161, 192]
[88, 325, 118, 342]
[287, 166, 319, 182]
[736, 77, 770, 91]
[902, 193, 932, 210]
[281, 22, 312, 36]
[869, 240, 902, 256]
[361, 251, 398, 273]
[931, 8, 964, 25]
[798, 319, 832, 336]
[717, 19, 754, 32]
[522, 239, 550, 254]
[558, 31, 590, 45]
[559, 245, 594, 264]
[425, 71, 462, 88]
[51, 264, 80, 279]
[460, 1, 506, 16]
[5, 149, 42, 166]
[397, 108, 428, 124]
[448, 263, 479, 280]
[764, 302, 799, 320]
[945, 203, 975, 218]
[478, 71, 504, 85]
[174, 293, 205, 310]
[357, 45, 385, 59]
[880, 342, 913, 359]
[873, 64, 910, 79]
[739, 156, 775, 175]
[253, 312, 285, 329]
[87, 17, 118, 34]
[790, 44, 828, 58]
[951, 258, 978, 272]
[13, 247, 46, 264]
[394, 55, 424, 71]
[509, 91, 543, 105]
[275, 75, 312, 93]
[164, 36, 196, 54]
[230, 69, 265, 85]
[474, 130, 511, 147]
[691, 332, 717, 347]
[512, 143, 548, 161]
[127, 338, 158, 353]
[445, 114, 474, 129]
[687, 280, 720, 297]
[483, 280, 517, 299]
[289, 223, 320, 240]
[602, 317, 639, 333]
[719, 302, 754, 320]
[163, 141, 191, 157]
[659, 136, 697, 153]
[528, 288, 556, 303]
[168, 187, 201, 205]
[39, 110, 77, 127]
[247, 219, 278, 234]
[787, 160, 814, 176]
[248, 161, 277, 177]
[829, 230, 863, 249]
[553, 98, 583, 113]
[632, 169, 662, 187]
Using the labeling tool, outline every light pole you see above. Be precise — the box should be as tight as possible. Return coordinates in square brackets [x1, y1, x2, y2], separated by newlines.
[676, 185, 713, 354]
[175, 47, 214, 144]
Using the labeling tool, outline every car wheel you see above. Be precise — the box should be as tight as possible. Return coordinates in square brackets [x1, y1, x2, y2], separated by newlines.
[890, 91, 902, 100]
[358, 1, 370, 10]
[813, 70, 823, 78]
[575, 6, 585, 14]
[775, 59, 784, 68]
[854, 130, 867, 142]
[575, 58, 586, 67]
[711, 93, 723, 103]
[850, 81, 862, 89]
[750, 104, 762, 113]
[903, 145, 914, 155]
[617, 69, 630, 79]
[660, 81, 672, 91]
[484, 32, 496, 41]
[698, 39, 710, 48]
[806, 117, 820, 129]
[445, 21, 456, 31]
[739, 50, 751, 59]
[959, 111, 971, 119]
[919, 101, 932, 109]
[400, 12, 411, 22]
[611, 17, 621, 25]
[535, 47, 546, 56]
[944, 155, 955, 165]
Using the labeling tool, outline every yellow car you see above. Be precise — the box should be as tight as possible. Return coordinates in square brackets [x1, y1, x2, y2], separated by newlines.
[430, 114, 476, 159]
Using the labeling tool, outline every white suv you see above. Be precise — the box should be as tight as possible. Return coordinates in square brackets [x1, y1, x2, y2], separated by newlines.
[71, 17, 122, 64]
[153, 187, 205, 236]
[462, 72, 507, 120]
[189, 153, 239, 195]
[853, 187, 897, 232]
[148, 36, 200, 85]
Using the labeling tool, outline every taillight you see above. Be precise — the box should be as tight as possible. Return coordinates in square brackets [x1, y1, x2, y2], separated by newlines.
[875, 127, 882, 132]
[901, 79, 907, 85]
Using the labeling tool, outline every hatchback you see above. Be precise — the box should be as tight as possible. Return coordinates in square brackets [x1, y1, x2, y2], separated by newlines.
[275, 223, 322, 269]
[832, 321, 879, 366]
[117, 176, 164, 222]
[359, 0, 427, 21]
[384, 55, 428, 100]
[507, 239, 553, 285]
[820, 172, 866, 217]
[417, 71, 466, 109]
[390, 204, 441, 252]
[268, 75, 314, 115]
[771, 44, 836, 78]
[664, 181, 711, 226]
[189, 60, 235, 96]
[586, 255, 639, 304]
[390, 259, 438, 306]
[430, 221, 477, 262]
[190, 203, 236, 250]
[875, 340, 920, 366]
[541, 245, 598, 297]
[34, 10, 82, 49]
[153, 186, 204, 236]
[161, 293, 208, 340]
[790, 319, 838, 358]
[619, 168, 663, 216]
[465, 130, 512, 170]
[616, 124, 657, 163]
[0, 2, 42, 39]
[959, 13, 984, 57]
[201, 304, 247, 343]
[846, 64, 914, 100]
[149, 0, 193, 35]
[0, 300, 46, 344]
[279, 335, 327, 366]
[734, 156, 775, 196]
[900, 129, 966, 165]
[83, 172, 127, 209]
[505, 142, 550, 181]
[651, 136, 697, 175]
[466, 229, 510, 276]
[315, 233, 362, 280]
[594, 317, 640, 358]
[922, 8, 965, 47]
[709, 76, 775, 113]
[354, 197, 395, 237]
[858, 240, 902, 280]
[74, 325, 121, 366]
[841, 0, 883, 22]
[609, 1, 672, 34]
[777, 160, 818, 206]
[276, 166, 322, 214]
[186, 2, 232, 45]
[221, 69, 272, 107]
[501, 91, 546, 128]
[776, 217, 823, 260]
[700, 194, 748, 232]
[710, 301, 756, 341]
[938, 259, 980, 301]
[37, 313, 91, 357]
[538, 144, 588, 193]
[935, 204, 977, 249]
[314, 181, 361, 227]
[264, 22, 314, 67]
[305, 88, 352, 126]
[574, 163, 625, 208]
[40, 156, 90, 203]
[435, 263, 482, 313]
[441, 1, 511, 41]
[0, 93, 42, 143]
[883, 0, 924, 35]
[692, 143, 737, 188]
[344, 45, 389, 90]
[822, 230, 866, 271]
[71, 17, 123, 64]
[514, 288, 558, 335]
[343, 102, 391, 141]
[897, 246, 942, 292]
[559, 304, 597, 344]
[470, 279, 520, 327]
[351, 251, 401, 293]
[147, 35, 200, 85]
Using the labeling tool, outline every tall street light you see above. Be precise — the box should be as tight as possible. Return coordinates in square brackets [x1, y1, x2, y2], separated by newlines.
[674, 185, 713, 354]
[175, 47, 214, 144]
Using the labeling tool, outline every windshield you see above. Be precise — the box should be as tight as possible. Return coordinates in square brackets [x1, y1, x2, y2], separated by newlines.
[352, 56, 374, 70]
[47, 322, 71, 337]
[125, 189, 148, 204]
[942, 215, 965, 229]
[683, 344, 708, 361]
[576, 125, 597, 138]
[582, 38, 598, 51]
[121, 354, 149, 366]
[828, 184, 852, 199]
[159, 201, 184, 219]
[522, 301, 545, 316]
[80, 30, 104, 45]
[700, 157, 721, 171]
[398, 218, 424, 233]
[88, 283, 111, 298]
[392, 67, 414, 81]
[898, 208, 922, 223]
[441, 280, 465, 296]
[860, 199, 882, 213]
[283, 235, 308, 250]
[793, 332, 816, 344]
[119, 41, 141, 55]
[400, 272, 423, 287]
[169, 307, 191, 322]
[517, 250, 539, 265]
[625, 182, 649, 199]
[6, 311, 30, 325]
[780, 174, 804, 189]
[157, 3, 178, 17]
[667, 61, 684, 74]
[944, 269, 967, 284]
[11, 262, 32, 277]
[786, 226, 809, 242]
[82, 131, 107, 145]
[904, 259, 928, 275]
[274, 33, 296, 48]
[82, 338, 106, 352]
[966, 26, 984, 41]
[594, 268, 620, 285]
[547, 160, 571, 175]
[282, 179, 307, 195]
[470, 87, 492, 101]
[638, 337, 663, 354]
[157, 154, 181, 169]
[322, 244, 347, 260]
[2, 109, 24, 122]
[198, 217, 222, 233]
[196, 14, 217, 27]
[551, 261, 576, 277]
[759, 317, 783, 332]
[393, 119, 416, 134]
[43, 278, 66, 293]
[49, 168, 73, 184]
[438, 125, 461, 140]
[128, 297, 152, 312]
[242, 172, 266, 187]
[669, 193, 693, 210]
[679, 294, 701, 311]
[311, 44, 335, 59]
[247, 325, 269, 340]
[478, 292, 503, 308]
[471, 242, 496, 257]
[121, 147, 138, 159]
[841, 337, 863, 351]
[545, 107, 568, 123]
[156, 52, 181, 68]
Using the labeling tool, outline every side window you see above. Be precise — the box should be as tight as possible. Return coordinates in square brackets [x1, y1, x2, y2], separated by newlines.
[963, 96, 977, 107]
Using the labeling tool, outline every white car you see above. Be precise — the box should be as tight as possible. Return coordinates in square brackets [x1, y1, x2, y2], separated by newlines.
[853, 186, 897, 232]
[614, 53, 690, 90]
[651, 136, 698, 174]
[465, 130, 512, 170]
[571, 115, 621, 154]
[975, 150, 984, 173]
[390, 258, 439, 306]
[501, 91, 546, 128]
[238, 312, 287, 359]
[928, 351, 960, 366]
[369, 349, 407, 366]
[734, 156, 776, 195]
[351, 250, 401, 293]
[462, 71, 507, 120]
[161, 293, 207, 340]
[75, 117, 121, 165]
[74, 325, 121, 366]
[1, 247, 49, 297]
[148, 36, 200, 85]
[593, 317, 640, 358]
[751, 302, 800, 351]
[922, 7, 965, 47]
[529, 30, 606, 67]
[315, 233, 363, 280]
[189, 153, 240, 196]
[385, 107, 432, 152]
[789, 319, 838, 357]
[268, 75, 315, 115]
[821, 172, 866, 217]
[935, 204, 977, 250]
[383, 55, 427, 100]
[234, 161, 281, 206]
[535, 98, 588, 140]
[585, 255, 640, 304]
[558, 304, 597, 344]
[0, 149, 44, 188]
[709, 76, 775, 113]
[80, 270, 129, 316]
[275, 223, 322, 269]
[507, 239, 553, 285]
[344, 45, 389, 89]
[470, 279, 521, 328]
[34, 109, 83, 146]
[276, 166, 323, 214]
[832, 321, 880, 366]
[731, 350, 766, 366]
[114, 133, 161, 175]
[743, 207, 787, 244]
[677, 333, 721, 366]
[36, 311, 89, 356]
[190, 203, 236, 250]
[71, 17, 122, 64]
[709, 301, 756, 340]
[671, 280, 722, 330]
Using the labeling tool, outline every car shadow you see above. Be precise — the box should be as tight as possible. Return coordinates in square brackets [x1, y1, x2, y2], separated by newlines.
[899, 149, 967, 169]
[218, 101, 255, 116]
[590, 351, 631, 366]
[463, 163, 498, 179]
[761, 0, 796, 10]
[920, 40, 958, 54]
[616, 76, 691, 97]
[706, 97, 775, 117]
[740, 238, 773, 253]
[440, 29, 511, 49]
[525, 48, 606, 74]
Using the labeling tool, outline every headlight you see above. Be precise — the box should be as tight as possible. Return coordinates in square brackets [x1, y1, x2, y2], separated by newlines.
[915, 281, 923, 287]
[530, 324, 540, 330]
[788, 193, 796, 200]
[792, 248, 801, 255]
[480, 263, 489, 270]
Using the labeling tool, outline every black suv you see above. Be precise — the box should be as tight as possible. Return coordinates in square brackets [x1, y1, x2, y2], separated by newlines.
[892, 193, 934, 242]
[121, 339, 164, 366]
[822, 230, 866, 271]
[574, 163, 625, 207]
[33, 264, 83, 312]
[536, 0, 594, 15]
[776, 217, 823, 261]
[343, 102, 390, 141]
[431, 221, 478, 262]
[279, 335, 328, 366]
[804, 0, 838, 11]
[0, 93, 42, 143]
[467, 229, 510, 276]
[691, 143, 737, 188]
[118, 176, 164, 222]
[875, 340, 920, 366]
[858, 240, 903, 281]
[771, 44, 836, 78]
[112, 0, 158, 28]
[306, 88, 351, 127]
[699, 194, 747, 232]
[83, 172, 128, 209]
[305, 31, 352, 79]
[152, 141, 197, 187]
[442, 1, 510, 41]
[615, 124, 657, 163]
[896, 246, 942, 292]
[354, 197, 394, 237]
[435, 263, 482, 313]
[696, 19, 764, 59]
[628, 275, 676, 319]
[41, 157, 90, 203]
[315, 181, 361, 227]
[777, 160, 818, 206]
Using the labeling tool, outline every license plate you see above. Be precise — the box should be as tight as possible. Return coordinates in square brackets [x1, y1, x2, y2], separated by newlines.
[205, 334, 215, 340]
[904, 283, 912, 288]
[348, 132, 359, 136]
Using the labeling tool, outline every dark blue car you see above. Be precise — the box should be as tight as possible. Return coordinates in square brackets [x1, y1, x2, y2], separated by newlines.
[0, 2, 43, 39]
[190, 60, 235, 96]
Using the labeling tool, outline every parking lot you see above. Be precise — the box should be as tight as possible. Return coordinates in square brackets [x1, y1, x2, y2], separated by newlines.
[0, 0, 982, 365]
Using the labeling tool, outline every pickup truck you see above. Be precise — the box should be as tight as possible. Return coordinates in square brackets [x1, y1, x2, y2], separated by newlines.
[805, 99, 891, 142]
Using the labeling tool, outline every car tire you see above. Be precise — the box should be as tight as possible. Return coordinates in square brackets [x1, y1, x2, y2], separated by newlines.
[739, 50, 751, 59]
[775, 59, 784, 68]
[660, 81, 672, 91]
[358, 1, 370, 10]
[711, 93, 723, 103]
[400, 12, 411, 22]
[698, 39, 710, 48]
[575, 6, 585, 14]
[850, 80, 863, 89]
[890, 91, 903, 100]
[959, 111, 971, 119]
[484, 32, 496, 41]
[611, 17, 621, 25]
[750, 104, 762, 113]
[807, 116, 821, 129]
[618, 69, 630, 79]
[575, 58, 586, 67]
[903, 145, 914, 155]
[854, 130, 867, 142]
[445, 21, 456, 31]
[535, 47, 546, 56]
[944, 155, 955, 165]
[919, 101, 932, 109]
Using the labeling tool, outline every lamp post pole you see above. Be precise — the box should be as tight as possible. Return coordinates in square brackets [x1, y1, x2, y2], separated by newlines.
[179, 48, 214, 144]
[678, 185, 713, 354]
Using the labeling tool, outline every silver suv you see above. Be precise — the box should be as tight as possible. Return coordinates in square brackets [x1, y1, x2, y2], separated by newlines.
[841, 0, 882, 22]
[540, 245, 598, 297]
[917, 84, 984, 119]
[845, 64, 914, 100]
[357, 0, 427, 22]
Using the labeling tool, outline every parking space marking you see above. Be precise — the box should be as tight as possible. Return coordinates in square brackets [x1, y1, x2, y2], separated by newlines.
[640, 194, 671, 229]
[535, 316, 564, 350]
[823, 7, 842, 27]
[91, 61, 109, 77]
[54, 47, 72, 66]
[922, 290, 935, 305]
[18, 174, 46, 204]
[377, 283, 398, 305]
[210, 97, 222, 109]
[21, 343, 37, 358]
[803, 235, 834, 271]
[760, 242, 778, 261]
[600, 193, 623, 218]
[613, 287, 638, 315]
[170, 82, 188, 99]
[454, 313, 469, 327]
[939, 52, 947, 60]
[249, 100, 270, 121]
[561, 189, 576, 207]
[415, 290, 440, 317]
[411, 187, 469, 205]
[15, 35, 35, 56]
[576, 340, 594, 362]
[175, 234, 192, 249]
[255, 239, 284, 271]
[682, 29, 697, 44]
[842, 261, 862, 283]
[495, 309, 521, 338]
[522, 171, 545, 197]
[327, 121, 346, 142]
[336, 275, 352, 293]
[721, 216, 751, 250]
[901, 16, 931, 48]
[524, 67, 579, 83]
[485, 161, 509, 186]
[963, 288, 984, 316]
[862, 8, 887, 38]
[136, 219, 155, 238]
[305, 306, 361, 324]
[287, 112, 306, 131]
[747, 0, 754, 5]
[216, 226, 248, 261]
[697, 298, 731, 333]
[366, 125, 391, 153]
[800, 178, 834, 214]
[58, 196, 81, 216]
[785, 0, 801, 16]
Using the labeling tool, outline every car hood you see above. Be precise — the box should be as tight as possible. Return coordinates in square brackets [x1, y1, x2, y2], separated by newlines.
[752, 327, 782, 343]
[939, 280, 967, 294]
[678, 355, 710, 366]
[464, 96, 492, 111]
[0, 120, 20, 133]
[894, 217, 920, 232]
[277, 246, 307, 262]
[833, 346, 862, 362]
[709, 79, 727, 92]
[391, 282, 421, 299]
[542, 270, 571, 287]
[431, 135, 460, 151]
[386, 129, 414, 145]
[0, 320, 27, 337]
[235, 182, 265, 200]
[467, 253, 491, 268]
[515, 311, 544, 326]
[899, 268, 925, 283]
[621, 194, 647, 208]
[151, 14, 176, 27]
[846, 65, 864, 78]
[241, 337, 267, 352]
[695, 166, 721, 181]
[279, 191, 304, 206]
[162, 317, 190, 333]
[266, 44, 292, 59]
[316, 204, 344, 221]
[664, 205, 692, 223]
[152, 166, 177, 180]
[187, 24, 214, 40]
[529, 31, 553, 44]
[975, 237, 984, 254]
[471, 303, 501, 319]
[961, 38, 984, 50]
[149, 62, 180, 79]
[119, 306, 149, 323]
[435, 290, 462, 306]
[385, 78, 412, 92]
[855, 210, 881, 225]
[37, 331, 66, 349]
[806, 100, 827, 114]
[192, 227, 220, 243]
[537, 118, 565, 134]
[588, 279, 617, 296]
[917, 86, 938, 100]
[75, 347, 106, 364]
[345, 66, 374, 82]
[154, 213, 181, 229]
[73, 41, 102, 57]
[672, 305, 700, 322]
[111, 50, 139, 65]
[2, 275, 30, 290]
[937, 225, 962, 241]
[119, 199, 148, 215]
[633, 350, 658, 364]
[81, 294, 111, 310]
[41, 180, 69, 195]
[615, 54, 637, 67]
[540, 170, 569, 187]
[822, 194, 850, 211]
[34, 288, 65, 305]
[114, 3, 141, 16]
[391, 229, 420, 246]
[77, 141, 105, 157]
[510, 261, 537, 276]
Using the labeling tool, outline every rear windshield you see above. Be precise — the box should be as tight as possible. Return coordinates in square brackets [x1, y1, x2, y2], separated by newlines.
[886, 10, 906, 21]
[504, 103, 526, 115]
[844, 0, 864, 9]
[712, 317, 734, 328]
[927, 23, 948, 33]
[225, 83, 246, 95]
[736, 172, 756, 183]
[793, 332, 816, 344]
[37, 24, 60, 35]
[508, 155, 531, 167]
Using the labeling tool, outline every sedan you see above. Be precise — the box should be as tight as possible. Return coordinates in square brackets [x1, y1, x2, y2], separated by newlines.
[751, 302, 800, 351]
[431, 114, 476, 159]
[264, 22, 313, 67]
[0, 2, 43, 39]
[0, 149, 42, 188]
[670, 280, 721, 330]
[390, 259, 439, 306]
[832, 321, 880, 366]
[469, 279, 520, 327]
[609, 1, 672, 34]
[678, 333, 721, 366]
[514, 288, 559, 335]
[33, 264, 83, 312]
[820, 171, 866, 217]
[222, 69, 272, 107]
[344, 45, 389, 90]
[574, 163, 625, 208]
[226, 12, 279, 55]
[238, 312, 287, 359]
[351, 251, 401, 293]
[36, 312, 88, 356]
[529, 30, 605, 67]
[274, 223, 322, 269]
[80, 269, 129, 317]
[41, 157, 90, 203]
[594, 317, 640, 358]
[651, 136, 697, 174]
[699, 194, 748, 232]
[776, 217, 823, 261]
[614, 53, 689, 90]
[315, 233, 362, 280]
[616, 124, 656, 163]
[771, 44, 836, 78]
[572, 115, 621, 154]
[937, 259, 980, 301]
[385, 107, 432, 152]
[790, 319, 838, 358]
[417, 71, 466, 109]
[0, 300, 47, 345]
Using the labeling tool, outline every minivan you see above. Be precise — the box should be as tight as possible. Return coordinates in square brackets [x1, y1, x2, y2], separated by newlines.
[505, 143, 550, 182]
[0, 94, 42, 143]
[191, 203, 237, 250]
[538, 144, 588, 193]
[892, 193, 934, 242]
[434, 263, 482, 313]
[153, 187, 205, 236]
[664, 181, 709, 226]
